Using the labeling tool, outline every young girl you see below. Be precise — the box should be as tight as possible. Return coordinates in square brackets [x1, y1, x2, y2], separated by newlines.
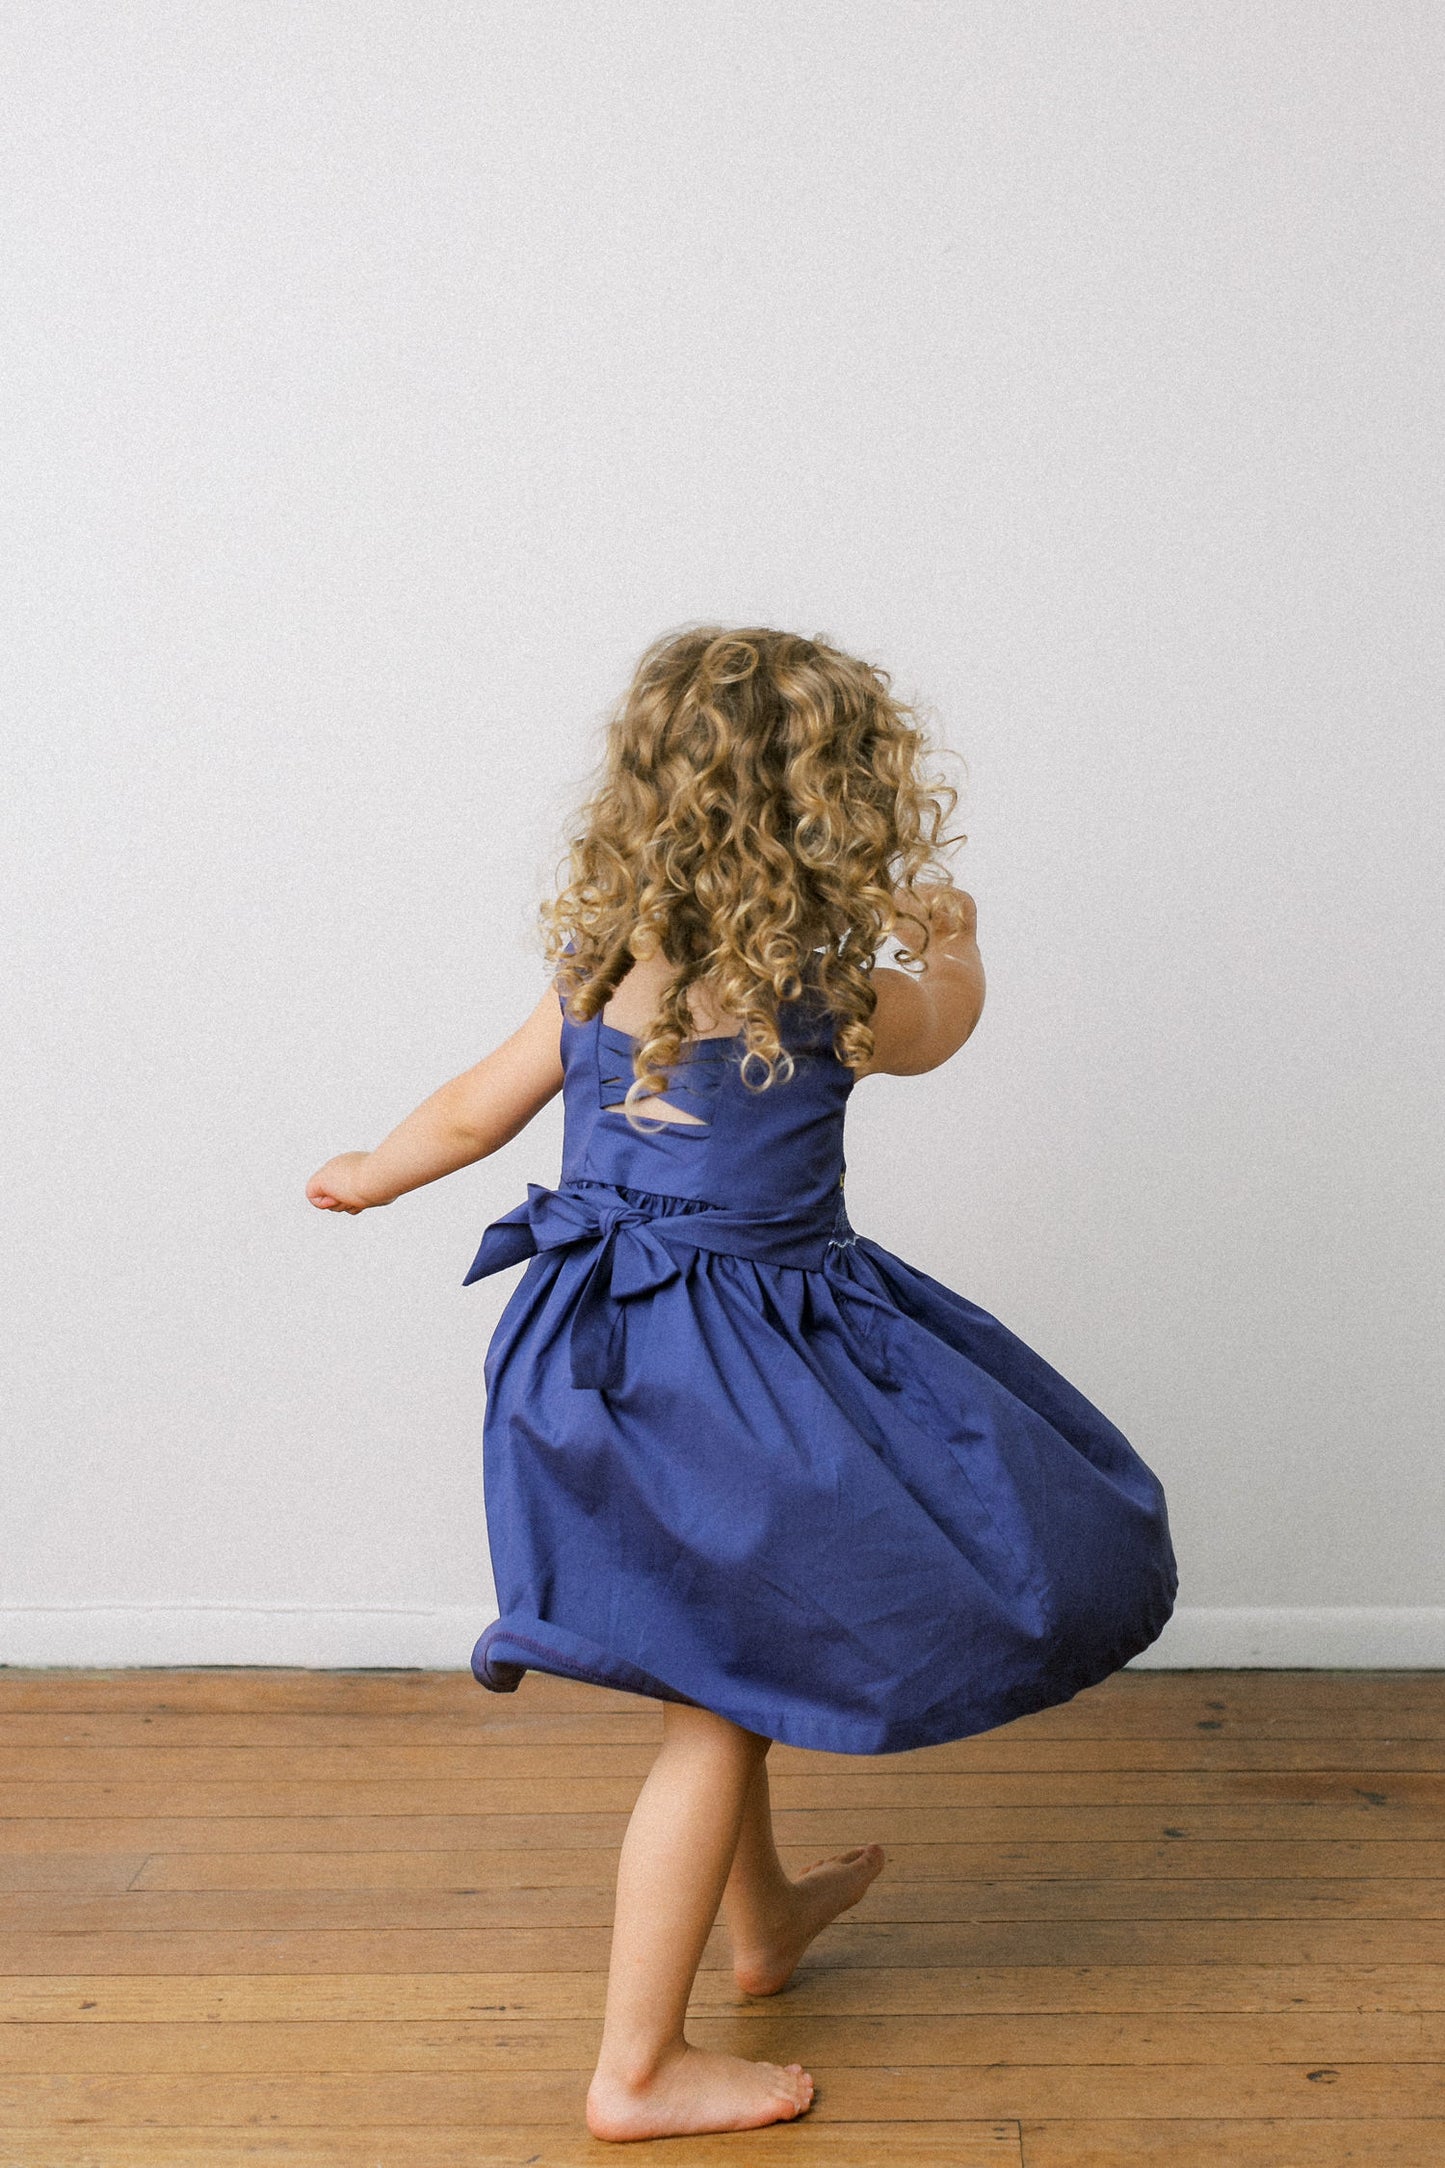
[308, 625, 1177, 2143]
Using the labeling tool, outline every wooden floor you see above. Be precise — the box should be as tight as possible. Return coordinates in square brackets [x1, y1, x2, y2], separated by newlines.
[0, 1667, 1441, 2166]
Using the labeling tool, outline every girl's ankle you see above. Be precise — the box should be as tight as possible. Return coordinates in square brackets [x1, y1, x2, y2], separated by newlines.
[591, 2036, 690, 2092]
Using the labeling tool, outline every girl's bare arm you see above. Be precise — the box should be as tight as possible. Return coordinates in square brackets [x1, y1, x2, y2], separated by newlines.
[306, 985, 565, 1213]
[856, 887, 985, 1078]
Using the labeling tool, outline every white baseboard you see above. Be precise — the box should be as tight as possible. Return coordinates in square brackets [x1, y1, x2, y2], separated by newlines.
[0, 1607, 486, 1669]
[1126, 1606, 1445, 1669]
[0, 1604, 1441, 1671]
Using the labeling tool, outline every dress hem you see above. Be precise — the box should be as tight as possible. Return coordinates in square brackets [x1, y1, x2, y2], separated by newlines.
[470, 1589, 1179, 1757]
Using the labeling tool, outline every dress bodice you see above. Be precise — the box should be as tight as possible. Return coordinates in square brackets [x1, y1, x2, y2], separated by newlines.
[557, 991, 854, 1225]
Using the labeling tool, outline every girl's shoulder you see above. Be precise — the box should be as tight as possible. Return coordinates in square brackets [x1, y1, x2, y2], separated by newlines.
[549, 940, 849, 1059]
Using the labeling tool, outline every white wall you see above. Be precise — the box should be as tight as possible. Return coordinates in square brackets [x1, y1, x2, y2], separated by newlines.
[3, 3, 1441, 1671]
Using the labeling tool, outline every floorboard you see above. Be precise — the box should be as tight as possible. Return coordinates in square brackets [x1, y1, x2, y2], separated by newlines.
[0, 1667, 1440, 2165]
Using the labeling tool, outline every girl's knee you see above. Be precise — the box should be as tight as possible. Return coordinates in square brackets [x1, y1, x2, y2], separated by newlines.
[662, 1701, 771, 1764]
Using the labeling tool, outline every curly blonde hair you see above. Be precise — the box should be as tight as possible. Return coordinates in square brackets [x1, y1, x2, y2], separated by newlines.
[541, 624, 966, 1121]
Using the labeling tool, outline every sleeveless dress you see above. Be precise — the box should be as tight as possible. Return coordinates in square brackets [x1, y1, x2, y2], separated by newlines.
[463, 982, 1177, 1755]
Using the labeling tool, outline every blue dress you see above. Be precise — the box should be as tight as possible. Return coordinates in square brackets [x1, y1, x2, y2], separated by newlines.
[464, 981, 1177, 1755]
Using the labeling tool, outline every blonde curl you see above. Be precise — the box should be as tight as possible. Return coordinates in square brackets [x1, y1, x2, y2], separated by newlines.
[541, 624, 967, 1125]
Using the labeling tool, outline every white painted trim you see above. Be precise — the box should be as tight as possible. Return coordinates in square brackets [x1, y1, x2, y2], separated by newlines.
[0, 1607, 487, 1669]
[1126, 1606, 1445, 1670]
[0, 1605, 1442, 1671]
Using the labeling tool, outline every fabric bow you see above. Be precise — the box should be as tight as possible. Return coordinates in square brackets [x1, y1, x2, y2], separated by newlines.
[462, 1182, 694, 1391]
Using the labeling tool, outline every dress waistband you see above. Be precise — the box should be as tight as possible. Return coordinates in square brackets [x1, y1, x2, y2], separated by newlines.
[463, 1178, 850, 1391]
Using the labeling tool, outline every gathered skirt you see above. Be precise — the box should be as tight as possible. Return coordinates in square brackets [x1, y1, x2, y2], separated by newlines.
[472, 1183, 1177, 1755]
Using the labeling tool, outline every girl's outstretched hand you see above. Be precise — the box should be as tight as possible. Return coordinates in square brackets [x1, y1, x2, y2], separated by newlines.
[307, 1152, 383, 1215]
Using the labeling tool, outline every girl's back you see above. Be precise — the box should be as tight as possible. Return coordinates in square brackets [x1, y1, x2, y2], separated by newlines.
[555, 958, 854, 1223]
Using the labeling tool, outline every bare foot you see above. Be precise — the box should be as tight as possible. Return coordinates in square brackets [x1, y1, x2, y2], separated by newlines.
[586, 2041, 814, 2140]
[732, 1842, 886, 1996]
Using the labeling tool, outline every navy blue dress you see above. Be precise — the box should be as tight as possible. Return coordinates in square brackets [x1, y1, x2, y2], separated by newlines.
[464, 981, 1177, 1755]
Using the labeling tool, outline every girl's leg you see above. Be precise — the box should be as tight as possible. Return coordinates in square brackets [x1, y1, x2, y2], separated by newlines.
[585, 1701, 815, 2142]
[721, 1750, 887, 1997]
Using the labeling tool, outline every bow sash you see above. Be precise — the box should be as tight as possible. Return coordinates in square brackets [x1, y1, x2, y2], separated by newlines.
[463, 1180, 842, 1391]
